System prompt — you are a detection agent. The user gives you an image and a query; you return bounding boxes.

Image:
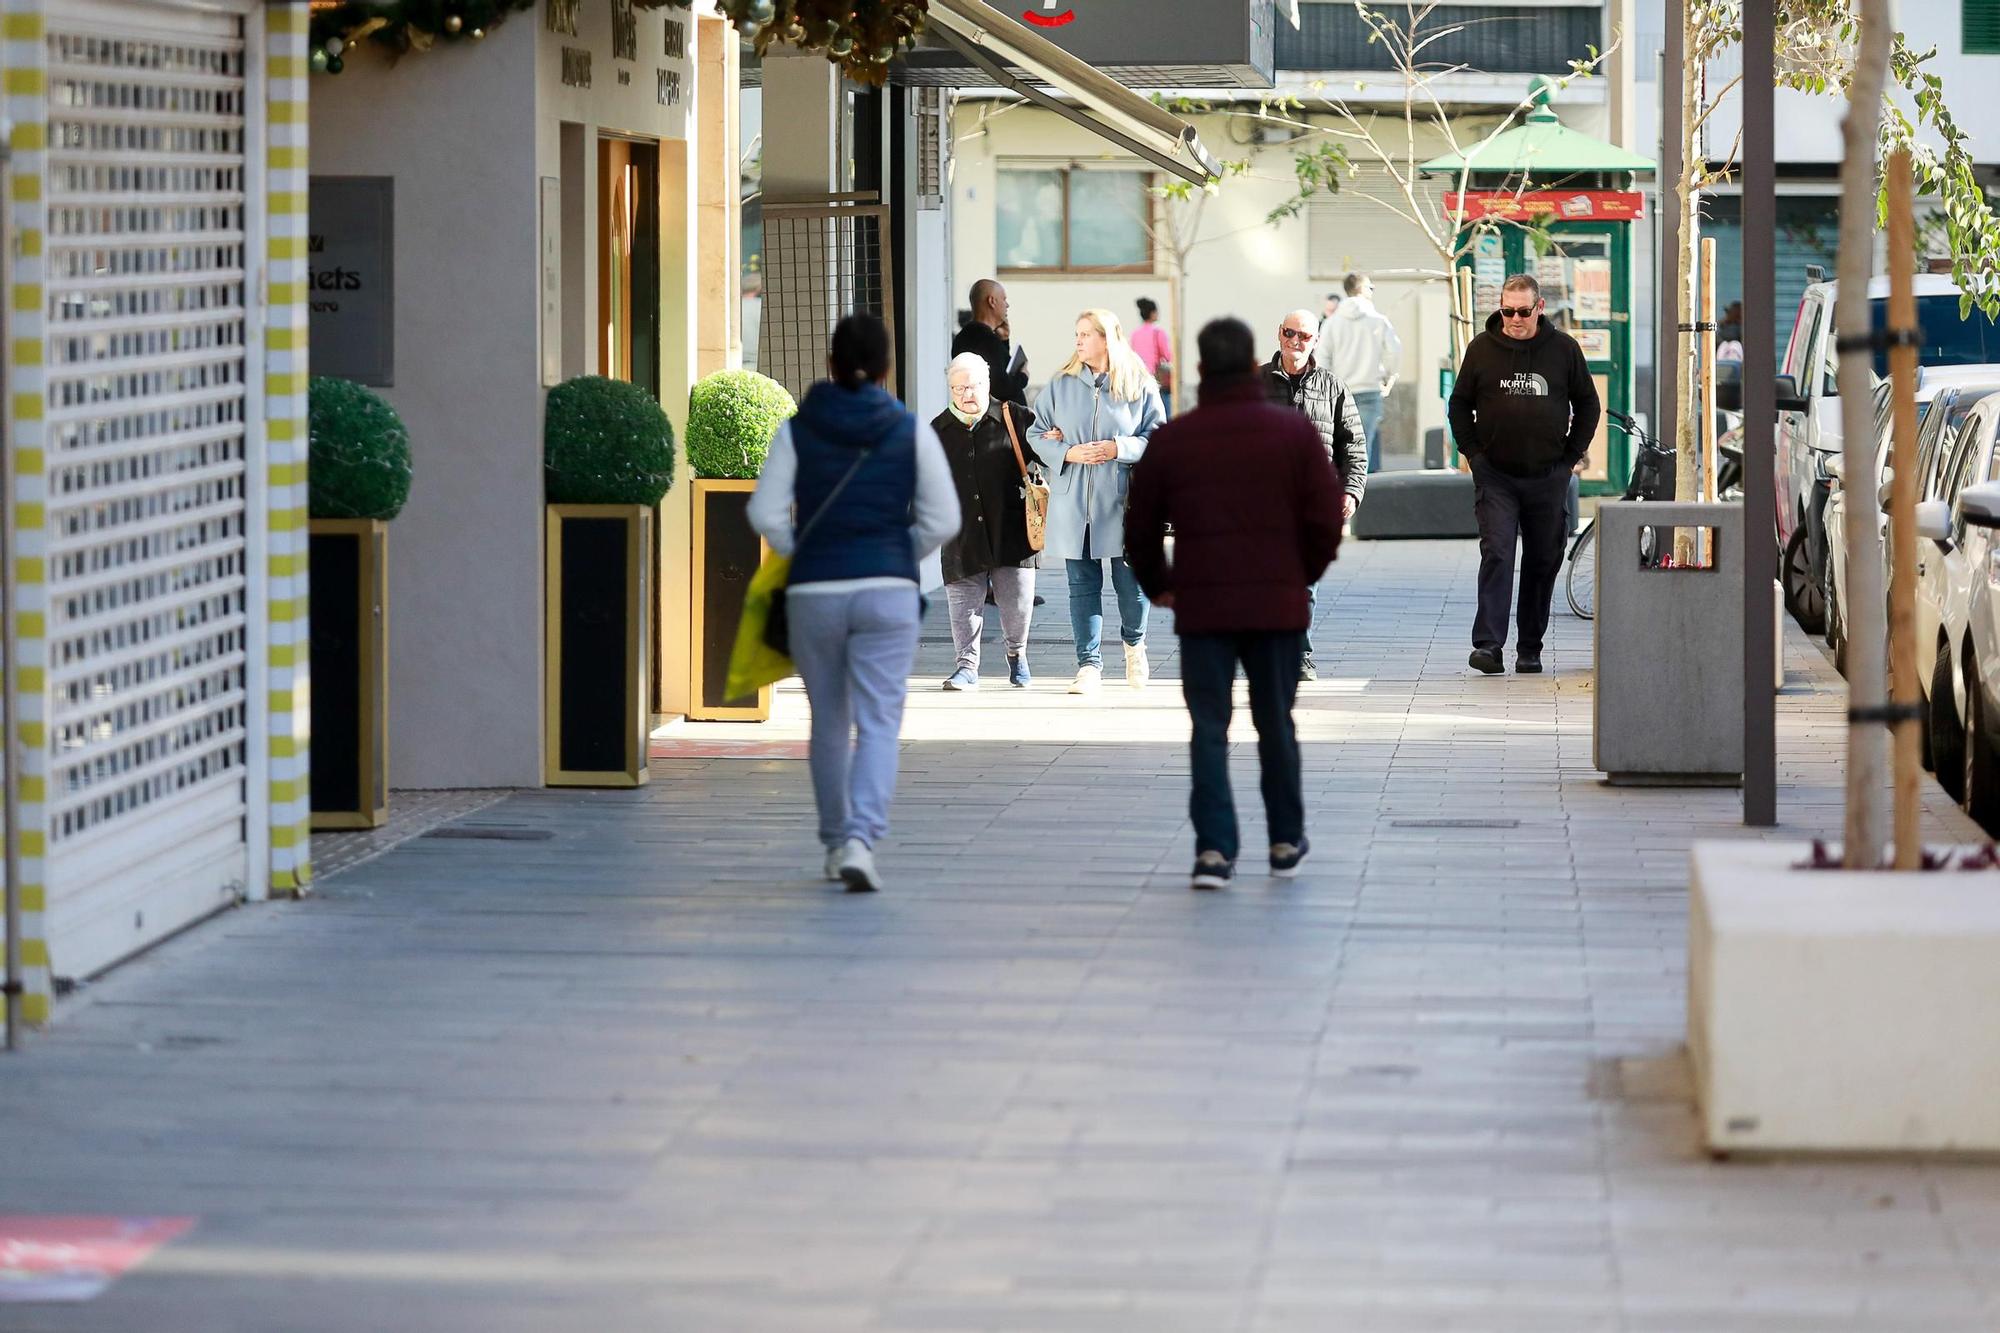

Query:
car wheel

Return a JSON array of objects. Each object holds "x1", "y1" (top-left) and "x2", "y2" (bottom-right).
[
  {"x1": 1932, "y1": 640, "x2": 1966, "y2": 801},
  {"x1": 1966, "y1": 651, "x2": 2000, "y2": 829},
  {"x1": 1823, "y1": 561, "x2": 1846, "y2": 676},
  {"x1": 1783, "y1": 526, "x2": 1826, "y2": 635}
]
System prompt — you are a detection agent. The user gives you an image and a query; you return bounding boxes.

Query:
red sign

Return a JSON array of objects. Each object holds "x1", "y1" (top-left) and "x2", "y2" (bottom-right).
[
  {"x1": 1023, "y1": 3, "x2": 1077, "y2": 24},
  {"x1": 0, "y1": 1216, "x2": 194, "y2": 1303},
  {"x1": 1445, "y1": 190, "x2": 1647, "y2": 222}
]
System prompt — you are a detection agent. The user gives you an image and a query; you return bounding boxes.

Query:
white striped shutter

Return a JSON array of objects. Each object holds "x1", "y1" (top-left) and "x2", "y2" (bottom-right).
[{"x1": 41, "y1": 0, "x2": 265, "y2": 981}]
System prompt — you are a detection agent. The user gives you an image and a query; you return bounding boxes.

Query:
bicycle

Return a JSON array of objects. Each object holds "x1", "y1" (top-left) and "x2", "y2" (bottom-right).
[{"x1": 1564, "y1": 411, "x2": 1680, "y2": 621}]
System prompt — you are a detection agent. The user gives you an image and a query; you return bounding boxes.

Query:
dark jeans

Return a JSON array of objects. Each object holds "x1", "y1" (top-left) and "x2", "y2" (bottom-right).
[
  {"x1": 1471, "y1": 457, "x2": 1569, "y2": 656},
  {"x1": 1179, "y1": 631, "x2": 1305, "y2": 861}
]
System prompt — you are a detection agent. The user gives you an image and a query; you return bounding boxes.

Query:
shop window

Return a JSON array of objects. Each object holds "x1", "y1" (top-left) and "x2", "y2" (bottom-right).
[{"x1": 997, "y1": 166, "x2": 1151, "y2": 273}]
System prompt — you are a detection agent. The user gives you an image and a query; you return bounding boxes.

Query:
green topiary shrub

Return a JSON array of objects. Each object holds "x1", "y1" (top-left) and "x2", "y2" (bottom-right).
[
  {"x1": 544, "y1": 376, "x2": 677, "y2": 505},
  {"x1": 308, "y1": 376, "x2": 413, "y2": 521},
  {"x1": 685, "y1": 369, "x2": 796, "y2": 480}
]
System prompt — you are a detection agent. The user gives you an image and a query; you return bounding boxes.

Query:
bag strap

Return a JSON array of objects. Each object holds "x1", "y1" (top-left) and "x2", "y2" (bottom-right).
[
  {"x1": 792, "y1": 444, "x2": 870, "y2": 557},
  {"x1": 999, "y1": 403, "x2": 1033, "y2": 480}
]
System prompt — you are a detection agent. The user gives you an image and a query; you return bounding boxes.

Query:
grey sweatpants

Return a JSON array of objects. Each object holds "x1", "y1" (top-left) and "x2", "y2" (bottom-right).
[
  {"x1": 943, "y1": 566, "x2": 1035, "y2": 671},
  {"x1": 785, "y1": 584, "x2": 922, "y2": 849}
]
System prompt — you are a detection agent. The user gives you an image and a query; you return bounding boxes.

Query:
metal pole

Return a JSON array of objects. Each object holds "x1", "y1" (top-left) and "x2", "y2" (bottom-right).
[
  {"x1": 1658, "y1": 2, "x2": 1682, "y2": 448},
  {"x1": 1, "y1": 129, "x2": 20, "y2": 1048},
  {"x1": 1742, "y1": 1, "x2": 1777, "y2": 826}
]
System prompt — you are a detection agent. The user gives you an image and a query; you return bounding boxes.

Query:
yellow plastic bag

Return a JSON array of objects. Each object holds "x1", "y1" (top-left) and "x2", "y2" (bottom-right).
[{"x1": 726, "y1": 552, "x2": 795, "y2": 699}]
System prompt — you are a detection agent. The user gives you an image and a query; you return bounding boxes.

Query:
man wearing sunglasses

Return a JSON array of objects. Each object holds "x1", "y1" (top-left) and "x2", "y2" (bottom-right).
[
  {"x1": 1262, "y1": 308, "x2": 1367, "y2": 681},
  {"x1": 1447, "y1": 273, "x2": 1601, "y2": 676}
]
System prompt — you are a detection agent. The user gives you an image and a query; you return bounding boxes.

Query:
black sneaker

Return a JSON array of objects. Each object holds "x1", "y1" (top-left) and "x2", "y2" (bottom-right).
[
  {"x1": 1269, "y1": 837, "x2": 1311, "y2": 878},
  {"x1": 1299, "y1": 654, "x2": 1318, "y2": 682},
  {"x1": 1516, "y1": 652, "x2": 1544, "y2": 674},
  {"x1": 1469, "y1": 647, "x2": 1504, "y2": 675},
  {"x1": 1191, "y1": 851, "x2": 1235, "y2": 890}
]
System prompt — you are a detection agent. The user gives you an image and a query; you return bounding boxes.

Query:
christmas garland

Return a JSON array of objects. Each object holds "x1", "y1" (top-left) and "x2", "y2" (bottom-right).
[
  {"x1": 663, "y1": 0, "x2": 929, "y2": 86},
  {"x1": 310, "y1": 0, "x2": 928, "y2": 83},
  {"x1": 309, "y1": 0, "x2": 534, "y2": 71}
]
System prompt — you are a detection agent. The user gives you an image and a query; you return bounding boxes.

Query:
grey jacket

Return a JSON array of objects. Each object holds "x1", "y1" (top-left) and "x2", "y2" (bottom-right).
[
  {"x1": 1027, "y1": 368, "x2": 1165, "y2": 561},
  {"x1": 1261, "y1": 355, "x2": 1367, "y2": 505}
]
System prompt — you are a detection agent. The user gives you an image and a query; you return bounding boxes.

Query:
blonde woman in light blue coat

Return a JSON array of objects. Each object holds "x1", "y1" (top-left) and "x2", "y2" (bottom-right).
[{"x1": 1029, "y1": 308, "x2": 1166, "y2": 694}]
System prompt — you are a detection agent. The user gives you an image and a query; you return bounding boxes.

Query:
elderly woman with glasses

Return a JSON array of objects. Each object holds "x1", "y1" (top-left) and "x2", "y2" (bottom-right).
[{"x1": 931, "y1": 351, "x2": 1042, "y2": 691}]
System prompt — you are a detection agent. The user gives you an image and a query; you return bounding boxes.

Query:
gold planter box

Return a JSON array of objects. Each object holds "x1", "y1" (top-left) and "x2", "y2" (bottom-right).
[
  {"x1": 690, "y1": 478, "x2": 772, "y2": 722},
  {"x1": 546, "y1": 504, "x2": 653, "y2": 787},
  {"x1": 309, "y1": 518, "x2": 389, "y2": 830}
]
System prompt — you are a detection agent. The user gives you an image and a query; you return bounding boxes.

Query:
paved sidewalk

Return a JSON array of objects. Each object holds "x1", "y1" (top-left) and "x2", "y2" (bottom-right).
[{"x1": 6, "y1": 540, "x2": 2000, "y2": 1332}]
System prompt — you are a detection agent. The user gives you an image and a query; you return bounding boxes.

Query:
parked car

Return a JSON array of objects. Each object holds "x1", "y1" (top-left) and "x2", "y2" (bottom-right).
[
  {"x1": 1910, "y1": 389, "x2": 2000, "y2": 806},
  {"x1": 1822, "y1": 366, "x2": 2000, "y2": 675},
  {"x1": 1953, "y1": 475, "x2": 2000, "y2": 825},
  {"x1": 1769, "y1": 273, "x2": 1999, "y2": 633}
]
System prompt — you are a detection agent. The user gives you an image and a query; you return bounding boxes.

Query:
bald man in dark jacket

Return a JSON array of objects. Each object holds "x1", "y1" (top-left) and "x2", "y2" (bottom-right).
[{"x1": 1127, "y1": 317, "x2": 1344, "y2": 892}]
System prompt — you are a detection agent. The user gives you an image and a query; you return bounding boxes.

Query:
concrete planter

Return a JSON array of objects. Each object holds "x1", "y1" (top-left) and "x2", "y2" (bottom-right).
[
  {"x1": 1594, "y1": 501, "x2": 1744, "y2": 784},
  {"x1": 1689, "y1": 840, "x2": 2000, "y2": 1153}
]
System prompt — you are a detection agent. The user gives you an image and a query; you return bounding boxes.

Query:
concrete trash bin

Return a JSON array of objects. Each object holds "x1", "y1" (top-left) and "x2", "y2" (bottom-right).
[{"x1": 1594, "y1": 501, "x2": 1744, "y2": 785}]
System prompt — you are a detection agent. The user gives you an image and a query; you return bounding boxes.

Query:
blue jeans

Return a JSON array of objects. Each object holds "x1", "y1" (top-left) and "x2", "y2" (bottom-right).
[
  {"x1": 1180, "y1": 630, "x2": 1305, "y2": 861},
  {"x1": 1065, "y1": 557, "x2": 1148, "y2": 667},
  {"x1": 1352, "y1": 389, "x2": 1385, "y2": 473},
  {"x1": 785, "y1": 585, "x2": 922, "y2": 849}
]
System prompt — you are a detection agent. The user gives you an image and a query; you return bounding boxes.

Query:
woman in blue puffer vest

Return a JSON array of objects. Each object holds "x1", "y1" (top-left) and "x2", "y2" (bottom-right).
[
  {"x1": 747, "y1": 314, "x2": 960, "y2": 893},
  {"x1": 1028, "y1": 307, "x2": 1166, "y2": 694}
]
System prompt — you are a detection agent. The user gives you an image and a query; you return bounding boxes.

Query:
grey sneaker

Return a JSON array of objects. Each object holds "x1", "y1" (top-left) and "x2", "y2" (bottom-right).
[
  {"x1": 1191, "y1": 851, "x2": 1235, "y2": 890},
  {"x1": 837, "y1": 838, "x2": 882, "y2": 893},
  {"x1": 823, "y1": 847, "x2": 843, "y2": 882},
  {"x1": 1269, "y1": 837, "x2": 1311, "y2": 878}
]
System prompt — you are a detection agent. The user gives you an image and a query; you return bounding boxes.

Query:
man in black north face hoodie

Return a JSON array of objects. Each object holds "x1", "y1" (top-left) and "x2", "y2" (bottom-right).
[{"x1": 1448, "y1": 273, "x2": 1601, "y2": 676}]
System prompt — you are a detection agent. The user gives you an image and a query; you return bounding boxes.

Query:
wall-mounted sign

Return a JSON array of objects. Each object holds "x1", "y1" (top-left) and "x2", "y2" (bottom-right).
[
  {"x1": 307, "y1": 176, "x2": 395, "y2": 386},
  {"x1": 546, "y1": 0, "x2": 578, "y2": 35},
  {"x1": 663, "y1": 16, "x2": 686, "y2": 57},
  {"x1": 657, "y1": 68, "x2": 680, "y2": 106},
  {"x1": 1574, "y1": 327, "x2": 1612, "y2": 361},
  {"x1": 561, "y1": 46, "x2": 591, "y2": 87},
  {"x1": 1445, "y1": 191, "x2": 1647, "y2": 223},
  {"x1": 540, "y1": 176, "x2": 562, "y2": 387}
]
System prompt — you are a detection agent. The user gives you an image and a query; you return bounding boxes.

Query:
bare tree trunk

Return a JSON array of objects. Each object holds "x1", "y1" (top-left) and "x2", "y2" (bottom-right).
[
  {"x1": 1673, "y1": 9, "x2": 1702, "y2": 563},
  {"x1": 1838, "y1": 0, "x2": 1894, "y2": 868}
]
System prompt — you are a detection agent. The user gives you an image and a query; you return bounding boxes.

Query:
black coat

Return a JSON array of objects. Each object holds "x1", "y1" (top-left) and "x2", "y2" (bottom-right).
[
  {"x1": 932, "y1": 402, "x2": 1039, "y2": 584},
  {"x1": 1261, "y1": 354, "x2": 1367, "y2": 505},
  {"x1": 951, "y1": 321, "x2": 1029, "y2": 407}
]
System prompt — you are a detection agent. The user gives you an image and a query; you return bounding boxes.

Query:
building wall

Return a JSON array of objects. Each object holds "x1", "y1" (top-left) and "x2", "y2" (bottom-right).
[
  {"x1": 312, "y1": 23, "x2": 545, "y2": 789},
  {"x1": 950, "y1": 104, "x2": 1482, "y2": 458},
  {"x1": 311, "y1": 0, "x2": 701, "y2": 786}
]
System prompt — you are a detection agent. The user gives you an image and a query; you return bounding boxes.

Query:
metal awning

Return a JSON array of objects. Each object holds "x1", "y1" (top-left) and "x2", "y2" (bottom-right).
[{"x1": 920, "y1": 0, "x2": 1223, "y2": 185}]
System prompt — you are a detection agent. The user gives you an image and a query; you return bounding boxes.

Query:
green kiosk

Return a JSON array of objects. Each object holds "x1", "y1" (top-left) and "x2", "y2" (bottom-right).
[{"x1": 1422, "y1": 87, "x2": 1654, "y2": 493}]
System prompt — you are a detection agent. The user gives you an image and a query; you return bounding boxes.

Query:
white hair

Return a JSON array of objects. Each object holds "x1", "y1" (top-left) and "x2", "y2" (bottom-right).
[
  {"x1": 947, "y1": 351, "x2": 991, "y2": 387},
  {"x1": 1283, "y1": 309, "x2": 1322, "y2": 332}
]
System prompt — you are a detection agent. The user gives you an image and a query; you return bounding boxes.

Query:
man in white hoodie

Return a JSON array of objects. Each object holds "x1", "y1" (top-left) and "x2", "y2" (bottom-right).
[{"x1": 1321, "y1": 272, "x2": 1403, "y2": 473}]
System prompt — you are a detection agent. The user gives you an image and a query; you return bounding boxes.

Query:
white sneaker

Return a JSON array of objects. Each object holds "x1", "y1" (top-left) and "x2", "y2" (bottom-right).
[
  {"x1": 823, "y1": 847, "x2": 844, "y2": 882},
  {"x1": 837, "y1": 837, "x2": 882, "y2": 893},
  {"x1": 1124, "y1": 641, "x2": 1151, "y2": 688},
  {"x1": 1069, "y1": 664, "x2": 1102, "y2": 695}
]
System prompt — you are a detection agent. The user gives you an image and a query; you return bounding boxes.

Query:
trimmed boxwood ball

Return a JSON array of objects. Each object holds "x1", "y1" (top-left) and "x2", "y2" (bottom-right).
[
  {"x1": 544, "y1": 376, "x2": 677, "y2": 505},
  {"x1": 308, "y1": 376, "x2": 413, "y2": 521},
  {"x1": 685, "y1": 369, "x2": 796, "y2": 480}
]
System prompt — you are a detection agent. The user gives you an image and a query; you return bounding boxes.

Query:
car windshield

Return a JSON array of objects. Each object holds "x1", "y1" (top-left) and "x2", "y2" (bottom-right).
[{"x1": 1869, "y1": 296, "x2": 2000, "y2": 376}]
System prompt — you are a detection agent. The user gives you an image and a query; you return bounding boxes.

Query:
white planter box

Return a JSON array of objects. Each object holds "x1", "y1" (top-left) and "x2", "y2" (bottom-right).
[{"x1": 1689, "y1": 841, "x2": 2000, "y2": 1152}]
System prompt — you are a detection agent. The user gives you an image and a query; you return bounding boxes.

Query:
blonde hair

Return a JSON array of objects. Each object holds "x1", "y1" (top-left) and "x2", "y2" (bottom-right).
[{"x1": 1056, "y1": 307, "x2": 1152, "y2": 403}]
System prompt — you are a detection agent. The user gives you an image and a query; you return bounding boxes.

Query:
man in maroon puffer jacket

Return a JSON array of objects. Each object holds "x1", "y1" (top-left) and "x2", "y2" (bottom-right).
[{"x1": 1126, "y1": 317, "x2": 1345, "y2": 890}]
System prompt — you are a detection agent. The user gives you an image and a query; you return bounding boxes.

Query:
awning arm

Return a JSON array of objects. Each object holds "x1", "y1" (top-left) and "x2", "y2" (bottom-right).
[{"x1": 925, "y1": 0, "x2": 1222, "y2": 185}]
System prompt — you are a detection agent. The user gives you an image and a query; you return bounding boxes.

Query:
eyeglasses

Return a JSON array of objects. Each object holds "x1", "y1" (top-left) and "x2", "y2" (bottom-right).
[
  {"x1": 1499, "y1": 305, "x2": 1538, "y2": 319},
  {"x1": 1279, "y1": 328, "x2": 1314, "y2": 341}
]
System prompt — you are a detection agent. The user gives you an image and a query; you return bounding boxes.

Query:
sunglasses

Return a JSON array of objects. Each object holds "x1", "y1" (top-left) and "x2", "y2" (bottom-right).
[
  {"x1": 1499, "y1": 305, "x2": 1538, "y2": 319},
  {"x1": 1279, "y1": 327, "x2": 1314, "y2": 341}
]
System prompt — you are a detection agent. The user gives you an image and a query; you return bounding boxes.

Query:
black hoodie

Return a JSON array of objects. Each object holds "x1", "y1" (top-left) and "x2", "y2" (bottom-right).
[{"x1": 1448, "y1": 311, "x2": 1601, "y2": 478}]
